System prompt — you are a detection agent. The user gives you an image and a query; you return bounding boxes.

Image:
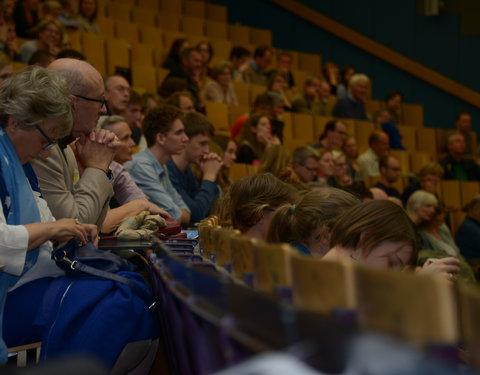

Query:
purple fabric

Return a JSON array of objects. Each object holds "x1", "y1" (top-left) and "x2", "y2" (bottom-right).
[{"x1": 110, "y1": 161, "x2": 146, "y2": 205}]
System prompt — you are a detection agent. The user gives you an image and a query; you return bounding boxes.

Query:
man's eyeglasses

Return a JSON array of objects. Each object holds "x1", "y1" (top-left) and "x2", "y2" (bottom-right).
[
  {"x1": 74, "y1": 94, "x2": 110, "y2": 115},
  {"x1": 35, "y1": 125, "x2": 56, "y2": 150}
]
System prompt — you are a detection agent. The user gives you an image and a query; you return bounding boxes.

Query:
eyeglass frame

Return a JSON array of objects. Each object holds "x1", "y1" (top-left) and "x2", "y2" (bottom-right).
[
  {"x1": 74, "y1": 94, "x2": 110, "y2": 115},
  {"x1": 34, "y1": 124, "x2": 56, "y2": 150}
]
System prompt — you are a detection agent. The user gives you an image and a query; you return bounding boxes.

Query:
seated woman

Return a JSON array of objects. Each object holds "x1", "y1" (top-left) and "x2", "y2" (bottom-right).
[
  {"x1": 0, "y1": 67, "x2": 158, "y2": 370},
  {"x1": 324, "y1": 200, "x2": 418, "y2": 270},
  {"x1": 267, "y1": 71, "x2": 291, "y2": 109},
  {"x1": 202, "y1": 61, "x2": 238, "y2": 105},
  {"x1": 76, "y1": 0, "x2": 99, "y2": 34},
  {"x1": 406, "y1": 190, "x2": 474, "y2": 282},
  {"x1": 236, "y1": 113, "x2": 280, "y2": 165},
  {"x1": 402, "y1": 162, "x2": 443, "y2": 206},
  {"x1": 267, "y1": 188, "x2": 359, "y2": 257},
  {"x1": 19, "y1": 19, "x2": 64, "y2": 64},
  {"x1": 162, "y1": 37, "x2": 189, "y2": 71},
  {"x1": 224, "y1": 173, "x2": 297, "y2": 240},
  {"x1": 317, "y1": 149, "x2": 335, "y2": 187},
  {"x1": 196, "y1": 40, "x2": 213, "y2": 83},
  {"x1": 332, "y1": 152, "x2": 352, "y2": 187},
  {"x1": 211, "y1": 134, "x2": 237, "y2": 191}
]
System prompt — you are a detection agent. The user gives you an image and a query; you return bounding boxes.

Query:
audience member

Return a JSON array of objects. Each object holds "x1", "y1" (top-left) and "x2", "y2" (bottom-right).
[
  {"x1": 336, "y1": 65, "x2": 355, "y2": 100},
  {"x1": 267, "y1": 188, "x2": 359, "y2": 257},
  {"x1": 123, "y1": 89, "x2": 145, "y2": 149},
  {"x1": 322, "y1": 61, "x2": 340, "y2": 94},
  {"x1": 242, "y1": 45, "x2": 273, "y2": 85},
  {"x1": 453, "y1": 110, "x2": 473, "y2": 154},
  {"x1": 333, "y1": 152, "x2": 352, "y2": 187},
  {"x1": 231, "y1": 92, "x2": 284, "y2": 141},
  {"x1": 104, "y1": 74, "x2": 130, "y2": 115},
  {"x1": 211, "y1": 134, "x2": 237, "y2": 190},
  {"x1": 0, "y1": 18, "x2": 20, "y2": 61},
  {"x1": 228, "y1": 173, "x2": 297, "y2": 240},
  {"x1": 343, "y1": 136, "x2": 360, "y2": 180},
  {"x1": 229, "y1": 45, "x2": 250, "y2": 82},
  {"x1": 440, "y1": 132, "x2": 480, "y2": 181},
  {"x1": 317, "y1": 149, "x2": 335, "y2": 187},
  {"x1": 384, "y1": 90, "x2": 403, "y2": 124},
  {"x1": 158, "y1": 76, "x2": 188, "y2": 98},
  {"x1": 196, "y1": 40, "x2": 213, "y2": 82},
  {"x1": 292, "y1": 146, "x2": 320, "y2": 184},
  {"x1": 291, "y1": 75, "x2": 330, "y2": 116},
  {"x1": 375, "y1": 108, "x2": 404, "y2": 150},
  {"x1": 236, "y1": 113, "x2": 279, "y2": 165},
  {"x1": 332, "y1": 73, "x2": 369, "y2": 120},
  {"x1": 162, "y1": 47, "x2": 204, "y2": 112},
  {"x1": 203, "y1": 60, "x2": 238, "y2": 105},
  {"x1": 373, "y1": 155, "x2": 402, "y2": 199},
  {"x1": 57, "y1": 0, "x2": 77, "y2": 29},
  {"x1": 325, "y1": 200, "x2": 418, "y2": 271},
  {"x1": 342, "y1": 181, "x2": 373, "y2": 201},
  {"x1": 311, "y1": 119, "x2": 347, "y2": 151},
  {"x1": 456, "y1": 195, "x2": 480, "y2": 260},
  {"x1": 20, "y1": 19, "x2": 64, "y2": 63},
  {"x1": 369, "y1": 187, "x2": 388, "y2": 200},
  {"x1": 32, "y1": 58, "x2": 116, "y2": 226},
  {"x1": 356, "y1": 130, "x2": 390, "y2": 179},
  {"x1": 0, "y1": 51, "x2": 12, "y2": 83},
  {"x1": 41, "y1": 0, "x2": 62, "y2": 20},
  {"x1": 76, "y1": 0, "x2": 99, "y2": 33},
  {"x1": 125, "y1": 105, "x2": 191, "y2": 224},
  {"x1": 167, "y1": 90, "x2": 195, "y2": 114},
  {"x1": 259, "y1": 145, "x2": 301, "y2": 188},
  {"x1": 268, "y1": 51, "x2": 295, "y2": 88},
  {"x1": 162, "y1": 37, "x2": 189, "y2": 71},
  {"x1": 167, "y1": 112, "x2": 222, "y2": 224},
  {"x1": 92, "y1": 115, "x2": 169, "y2": 233},
  {"x1": 13, "y1": 0, "x2": 40, "y2": 37},
  {"x1": 267, "y1": 71, "x2": 291, "y2": 109},
  {"x1": 406, "y1": 191, "x2": 465, "y2": 282},
  {"x1": 402, "y1": 162, "x2": 443, "y2": 205},
  {"x1": 142, "y1": 92, "x2": 162, "y2": 114}
]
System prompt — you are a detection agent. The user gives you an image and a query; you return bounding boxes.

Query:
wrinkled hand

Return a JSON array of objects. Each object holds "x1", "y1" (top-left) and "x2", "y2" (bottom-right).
[
  {"x1": 200, "y1": 152, "x2": 223, "y2": 181},
  {"x1": 145, "y1": 202, "x2": 171, "y2": 219},
  {"x1": 417, "y1": 257, "x2": 461, "y2": 283},
  {"x1": 51, "y1": 218, "x2": 98, "y2": 245},
  {"x1": 76, "y1": 129, "x2": 120, "y2": 171}
]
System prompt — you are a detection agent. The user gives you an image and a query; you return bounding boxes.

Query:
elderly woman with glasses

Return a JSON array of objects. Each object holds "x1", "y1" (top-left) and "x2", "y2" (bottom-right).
[{"x1": 0, "y1": 67, "x2": 158, "y2": 371}]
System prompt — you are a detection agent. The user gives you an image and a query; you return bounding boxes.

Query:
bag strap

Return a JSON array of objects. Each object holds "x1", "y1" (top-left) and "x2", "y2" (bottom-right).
[{"x1": 62, "y1": 258, "x2": 156, "y2": 311}]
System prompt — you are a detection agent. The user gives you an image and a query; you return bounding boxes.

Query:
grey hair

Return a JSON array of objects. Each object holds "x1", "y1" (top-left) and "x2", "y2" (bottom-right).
[
  {"x1": 56, "y1": 68, "x2": 89, "y2": 96},
  {"x1": 348, "y1": 73, "x2": 369, "y2": 89},
  {"x1": 292, "y1": 145, "x2": 320, "y2": 164},
  {"x1": 99, "y1": 115, "x2": 127, "y2": 130},
  {"x1": 406, "y1": 190, "x2": 438, "y2": 215},
  {"x1": 0, "y1": 66, "x2": 73, "y2": 136}
]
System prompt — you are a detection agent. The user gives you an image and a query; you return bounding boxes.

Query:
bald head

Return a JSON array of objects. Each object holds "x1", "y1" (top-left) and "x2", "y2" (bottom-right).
[
  {"x1": 49, "y1": 58, "x2": 107, "y2": 138},
  {"x1": 370, "y1": 187, "x2": 388, "y2": 200}
]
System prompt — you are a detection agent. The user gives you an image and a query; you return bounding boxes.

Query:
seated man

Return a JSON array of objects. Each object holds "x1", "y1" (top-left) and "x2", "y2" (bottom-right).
[
  {"x1": 122, "y1": 90, "x2": 145, "y2": 148},
  {"x1": 453, "y1": 111, "x2": 473, "y2": 154},
  {"x1": 167, "y1": 112, "x2": 222, "y2": 225},
  {"x1": 311, "y1": 119, "x2": 347, "y2": 151},
  {"x1": 242, "y1": 45, "x2": 273, "y2": 85},
  {"x1": 291, "y1": 75, "x2": 331, "y2": 116},
  {"x1": 440, "y1": 132, "x2": 480, "y2": 181},
  {"x1": 292, "y1": 146, "x2": 320, "y2": 183},
  {"x1": 126, "y1": 105, "x2": 191, "y2": 224},
  {"x1": 456, "y1": 195, "x2": 480, "y2": 260},
  {"x1": 162, "y1": 47, "x2": 204, "y2": 112},
  {"x1": 229, "y1": 45, "x2": 251, "y2": 82},
  {"x1": 268, "y1": 51, "x2": 295, "y2": 88},
  {"x1": 333, "y1": 73, "x2": 369, "y2": 120},
  {"x1": 32, "y1": 58, "x2": 117, "y2": 226},
  {"x1": 356, "y1": 130, "x2": 390, "y2": 180},
  {"x1": 167, "y1": 90, "x2": 196, "y2": 114},
  {"x1": 104, "y1": 74, "x2": 131, "y2": 116},
  {"x1": 373, "y1": 155, "x2": 402, "y2": 200}
]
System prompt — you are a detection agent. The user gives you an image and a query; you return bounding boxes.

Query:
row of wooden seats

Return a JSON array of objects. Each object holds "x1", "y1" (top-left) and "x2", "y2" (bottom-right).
[
  {"x1": 98, "y1": 0, "x2": 228, "y2": 22},
  {"x1": 197, "y1": 221, "x2": 480, "y2": 358}
]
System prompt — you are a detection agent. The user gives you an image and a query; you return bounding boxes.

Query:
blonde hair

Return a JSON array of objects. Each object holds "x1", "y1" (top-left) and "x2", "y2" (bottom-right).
[{"x1": 259, "y1": 144, "x2": 291, "y2": 177}]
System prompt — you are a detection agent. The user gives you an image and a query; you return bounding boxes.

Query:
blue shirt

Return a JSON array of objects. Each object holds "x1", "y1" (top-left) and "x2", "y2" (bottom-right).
[
  {"x1": 125, "y1": 149, "x2": 189, "y2": 220},
  {"x1": 167, "y1": 158, "x2": 219, "y2": 225}
]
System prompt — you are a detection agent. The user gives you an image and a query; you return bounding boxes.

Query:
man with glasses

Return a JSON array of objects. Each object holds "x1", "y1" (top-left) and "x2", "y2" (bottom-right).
[
  {"x1": 292, "y1": 146, "x2": 320, "y2": 183},
  {"x1": 32, "y1": 58, "x2": 119, "y2": 226},
  {"x1": 311, "y1": 119, "x2": 347, "y2": 151},
  {"x1": 104, "y1": 75, "x2": 131, "y2": 115},
  {"x1": 373, "y1": 155, "x2": 402, "y2": 200}
]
